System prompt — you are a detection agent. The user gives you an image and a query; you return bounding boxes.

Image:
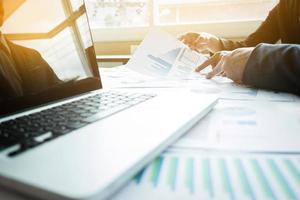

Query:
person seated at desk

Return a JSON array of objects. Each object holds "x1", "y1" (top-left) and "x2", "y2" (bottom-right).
[
  {"x1": 179, "y1": 0, "x2": 300, "y2": 95},
  {"x1": 194, "y1": 44, "x2": 300, "y2": 95},
  {"x1": 179, "y1": 0, "x2": 300, "y2": 53}
]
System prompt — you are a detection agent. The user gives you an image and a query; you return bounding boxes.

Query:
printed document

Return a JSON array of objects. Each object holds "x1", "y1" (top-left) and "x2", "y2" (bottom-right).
[{"x1": 126, "y1": 28, "x2": 207, "y2": 78}]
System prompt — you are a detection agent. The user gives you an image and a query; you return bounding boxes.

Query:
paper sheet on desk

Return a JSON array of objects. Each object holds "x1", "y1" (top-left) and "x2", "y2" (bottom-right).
[
  {"x1": 122, "y1": 28, "x2": 300, "y2": 102},
  {"x1": 100, "y1": 66, "x2": 300, "y2": 102},
  {"x1": 188, "y1": 80, "x2": 300, "y2": 102},
  {"x1": 100, "y1": 66, "x2": 194, "y2": 89},
  {"x1": 126, "y1": 28, "x2": 207, "y2": 78},
  {"x1": 174, "y1": 100, "x2": 300, "y2": 152},
  {"x1": 112, "y1": 149, "x2": 300, "y2": 200}
]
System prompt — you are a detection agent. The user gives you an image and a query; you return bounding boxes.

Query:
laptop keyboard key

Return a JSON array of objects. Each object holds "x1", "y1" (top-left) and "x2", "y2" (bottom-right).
[
  {"x1": 66, "y1": 122, "x2": 88, "y2": 129},
  {"x1": 52, "y1": 127, "x2": 72, "y2": 136},
  {"x1": 3, "y1": 92, "x2": 156, "y2": 157}
]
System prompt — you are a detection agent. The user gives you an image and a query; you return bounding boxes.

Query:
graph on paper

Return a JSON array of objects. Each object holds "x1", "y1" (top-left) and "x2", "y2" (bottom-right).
[
  {"x1": 147, "y1": 48, "x2": 181, "y2": 75},
  {"x1": 146, "y1": 47, "x2": 205, "y2": 77},
  {"x1": 126, "y1": 28, "x2": 208, "y2": 78},
  {"x1": 113, "y1": 152, "x2": 300, "y2": 200}
]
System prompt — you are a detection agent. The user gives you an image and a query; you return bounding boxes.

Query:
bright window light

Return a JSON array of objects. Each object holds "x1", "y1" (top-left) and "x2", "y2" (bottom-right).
[
  {"x1": 155, "y1": 0, "x2": 279, "y2": 25},
  {"x1": 87, "y1": 0, "x2": 278, "y2": 28}
]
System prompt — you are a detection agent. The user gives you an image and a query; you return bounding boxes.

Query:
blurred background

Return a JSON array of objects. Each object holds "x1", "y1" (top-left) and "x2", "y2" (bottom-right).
[
  {"x1": 86, "y1": 0, "x2": 278, "y2": 67},
  {"x1": 2, "y1": 0, "x2": 279, "y2": 67}
]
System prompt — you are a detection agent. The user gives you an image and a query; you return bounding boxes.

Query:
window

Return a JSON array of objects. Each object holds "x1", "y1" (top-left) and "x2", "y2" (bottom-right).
[
  {"x1": 156, "y1": 0, "x2": 278, "y2": 25},
  {"x1": 86, "y1": 0, "x2": 149, "y2": 28},
  {"x1": 86, "y1": 0, "x2": 278, "y2": 42},
  {"x1": 87, "y1": 0, "x2": 278, "y2": 28}
]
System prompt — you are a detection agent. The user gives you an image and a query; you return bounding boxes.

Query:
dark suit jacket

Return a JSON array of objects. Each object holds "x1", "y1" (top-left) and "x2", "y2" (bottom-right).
[
  {"x1": 220, "y1": 0, "x2": 300, "y2": 50},
  {"x1": 243, "y1": 44, "x2": 300, "y2": 95},
  {"x1": 0, "y1": 40, "x2": 61, "y2": 101}
]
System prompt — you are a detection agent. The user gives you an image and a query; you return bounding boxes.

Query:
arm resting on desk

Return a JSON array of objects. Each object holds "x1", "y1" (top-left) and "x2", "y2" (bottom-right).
[{"x1": 243, "y1": 44, "x2": 300, "y2": 95}]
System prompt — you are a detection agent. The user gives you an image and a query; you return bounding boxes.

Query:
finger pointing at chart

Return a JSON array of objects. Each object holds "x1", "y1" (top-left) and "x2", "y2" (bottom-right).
[
  {"x1": 194, "y1": 48, "x2": 254, "y2": 83},
  {"x1": 194, "y1": 51, "x2": 230, "y2": 73}
]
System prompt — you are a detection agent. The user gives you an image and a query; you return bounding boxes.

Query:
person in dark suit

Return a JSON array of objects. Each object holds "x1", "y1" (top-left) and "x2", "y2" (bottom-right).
[
  {"x1": 179, "y1": 0, "x2": 300, "y2": 95},
  {"x1": 179, "y1": 0, "x2": 300, "y2": 53},
  {"x1": 0, "y1": 0, "x2": 61, "y2": 101},
  {"x1": 194, "y1": 44, "x2": 300, "y2": 95},
  {"x1": 243, "y1": 44, "x2": 300, "y2": 94}
]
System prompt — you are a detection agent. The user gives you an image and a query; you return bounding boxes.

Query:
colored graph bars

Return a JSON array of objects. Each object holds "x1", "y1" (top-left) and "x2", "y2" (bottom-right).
[{"x1": 125, "y1": 153, "x2": 300, "y2": 200}]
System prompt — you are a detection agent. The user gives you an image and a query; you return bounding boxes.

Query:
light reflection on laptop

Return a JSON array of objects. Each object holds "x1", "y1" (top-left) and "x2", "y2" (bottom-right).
[
  {"x1": 0, "y1": 1, "x2": 217, "y2": 200},
  {"x1": 1, "y1": 0, "x2": 100, "y2": 107}
]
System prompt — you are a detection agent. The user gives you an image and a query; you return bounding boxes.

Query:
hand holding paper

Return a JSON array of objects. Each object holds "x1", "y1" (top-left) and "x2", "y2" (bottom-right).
[
  {"x1": 126, "y1": 28, "x2": 208, "y2": 78},
  {"x1": 179, "y1": 32, "x2": 223, "y2": 53}
]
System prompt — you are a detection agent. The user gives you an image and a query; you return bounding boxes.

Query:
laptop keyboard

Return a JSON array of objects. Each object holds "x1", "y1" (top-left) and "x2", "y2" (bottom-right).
[{"x1": 0, "y1": 91, "x2": 156, "y2": 157}]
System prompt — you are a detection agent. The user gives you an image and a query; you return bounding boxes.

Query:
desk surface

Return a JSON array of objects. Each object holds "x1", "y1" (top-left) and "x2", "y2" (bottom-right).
[
  {"x1": 1, "y1": 66, "x2": 300, "y2": 200},
  {"x1": 99, "y1": 66, "x2": 300, "y2": 199}
]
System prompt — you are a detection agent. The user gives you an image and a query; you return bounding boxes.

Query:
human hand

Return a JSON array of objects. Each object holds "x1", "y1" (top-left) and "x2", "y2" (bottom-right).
[
  {"x1": 195, "y1": 47, "x2": 254, "y2": 83},
  {"x1": 179, "y1": 32, "x2": 223, "y2": 53}
]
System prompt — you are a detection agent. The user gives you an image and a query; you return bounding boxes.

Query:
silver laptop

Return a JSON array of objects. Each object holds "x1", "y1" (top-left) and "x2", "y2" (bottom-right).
[{"x1": 0, "y1": 0, "x2": 217, "y2": 199}]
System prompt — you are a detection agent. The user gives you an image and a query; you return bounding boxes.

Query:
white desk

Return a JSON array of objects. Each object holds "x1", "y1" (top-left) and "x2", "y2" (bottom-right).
[
  {"x1": 1, "y1": 66, "x2": 300, "y2": 200},
  {"x1": 102, "y1": 66, "x2": 300, "y2": 200}
]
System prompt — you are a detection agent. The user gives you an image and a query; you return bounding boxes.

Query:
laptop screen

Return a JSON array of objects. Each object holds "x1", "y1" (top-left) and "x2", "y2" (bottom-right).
[{"x1": 0, "y1": 0, "x2": 101, "y2": 116}]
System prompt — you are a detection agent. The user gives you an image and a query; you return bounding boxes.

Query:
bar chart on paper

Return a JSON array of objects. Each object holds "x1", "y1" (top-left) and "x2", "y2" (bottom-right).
[{"x1": 113, "y1": 151, "x2": 300, "y2": 200}]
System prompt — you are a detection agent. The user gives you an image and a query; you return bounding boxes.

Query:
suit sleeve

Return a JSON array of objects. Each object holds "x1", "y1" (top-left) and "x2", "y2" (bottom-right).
[
  {"x1": 243, "y1": 44, "x2": 300, "y2": 95},
  {"x1": 220, "y1": 2, "x2": 280, "y2": 50}
]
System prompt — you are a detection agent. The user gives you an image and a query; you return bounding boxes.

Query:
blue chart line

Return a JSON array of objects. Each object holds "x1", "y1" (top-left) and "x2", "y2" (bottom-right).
[
  {"x1": 149, "y1": 157, "x2": 164, "y2": 187},
  {"x1": 202, "y1": 158, "x2": 214, "y2": 198},
  {"x1": 129, "y1": 156, "x2": 300, "y2": 199},
  {"x1": 251, "y1": 159, "x2": 276, "y2": 199},
  {"x1": 167, "y1": 157, "x2": 179, "y2": 191},
  {"x1": 232, "y1": 88, "x2": 258, "y2": 97},
  {"x1": 283, "y1": 159, "x2": 300, "y2": 186},
  {"x1": 267, "y1": 159, "x2": 297, "y2": 199},
  {"x1": 222, "y1": 107, "x2": 256, "y2": 117},
  {"x1": 134, "y1": 168, "x2": 145, "y2": 184},
  {"x1": 219, "y1": 159, "x2": 235, "y2": 200},
  {"x1": 185, "y1": 158, "x2": 194, "y2": 194},
  {"x1": 148, "y1": 55, "x2": 172, "y2": 68},
  {"x1": 237, "y1": 120, "x2": 257, "y2": 126},
  {"x1": 234, "y1": 159, "x2": 255, "y2": 200},
  {"x1": 147, "y1": 48, "x2": 182, "y2": 71}
]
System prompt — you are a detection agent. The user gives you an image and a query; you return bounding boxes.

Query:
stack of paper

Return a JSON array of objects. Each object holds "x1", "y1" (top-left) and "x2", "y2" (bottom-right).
[
  {"x1": 99, "y1": 28, "x2": 300, "y2": 199},
  {"x1": 174, "y1": 100, "x2": 300, "y2": 153},
  {"x1": 112, "y1": 150, "x2": 300, "y2": 200}
]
